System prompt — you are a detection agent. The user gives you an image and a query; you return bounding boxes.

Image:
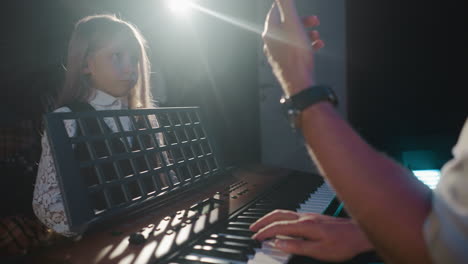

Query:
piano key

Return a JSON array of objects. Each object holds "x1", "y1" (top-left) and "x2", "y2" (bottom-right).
[
  {"x1": 227, "y1": 226, "x2": 254, "y2": 231},
  {"x1": 191, "y1": 245, "x2": 249, "y2": 262},
  {"x1": 179, "y1": 254, "x2": 235, "y2": 264},
  {"x1": 211, "y1": 233, "x2": 252, "y2": 241},
  {"x1": 248, "y1": 241, "x2": 291, "y2": 264},
  {"x1": 183, "y1": 255, "x2": 247, "y2": 264},
  {"x1": 248, "y1": 250, "x2": 290, "y2": 264},
  {"x1": 254, "y1": 202, "x2": 274, "y2": 207},
  {"x1": 236, "y1": 216, "x2": 261, "y2": 223},
  {"x1": 241, "y1": 211, "x2": 267, "y2": 217},
  {"x1": 247, "y1": 208, "x2": 272, "y2": 213},
  {"x1": 224, "y1": 227, "x2": 255, "y2": 237},
  {"x1": 202, "y1": 239, "x2": 255, "y2": 255},
  {"x1": 210, "y1": 234, "x2": 261, "y2": 249},
  {"x1": 247, "y1": 245, "x2": 298, "y2": 263},
  {"x1": 228, "y1": 221, "x2": 254, "y2": 227},
  {"x1": 168, "y1": 176, "x2": 332, "y2": 264}
]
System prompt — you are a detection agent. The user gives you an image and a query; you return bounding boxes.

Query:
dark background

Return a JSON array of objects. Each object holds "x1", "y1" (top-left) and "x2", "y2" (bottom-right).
[
  {"x1": 1, "y1": 0, "x2": 467, "y2": 168},
  {"x1": 348, "y1": 0, "x2": 467, "y2": 167}
]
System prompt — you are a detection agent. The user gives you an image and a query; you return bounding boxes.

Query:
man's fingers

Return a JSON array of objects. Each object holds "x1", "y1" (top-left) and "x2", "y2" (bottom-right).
[
  {"x1": 306, "y1": 30, "x2": 324, "y2": 51},
  {"x1": 308, "y1": 30, "x2": 320, "y2": 42},
  {"x1": 252, "y1": 218, "x2": 323, "y2": 241},
  {"x1": 250, "y1": 210, "x2": 299, "y2": 232},
  {"x1": 303, "y1": 212, "x2": 349, "y2": 222},
  {"x1": 312, "y1": 39, "x2": 325, "y2": 51},
  {"x1": 252, "y1": 220, "x2": 304, "y2": 241},
  {"x1": 274, "y1": 238, "x2": 323, "y2": 257},
  {"x1": 302, "y1": 16, "x2": 320, "y2": 28}
]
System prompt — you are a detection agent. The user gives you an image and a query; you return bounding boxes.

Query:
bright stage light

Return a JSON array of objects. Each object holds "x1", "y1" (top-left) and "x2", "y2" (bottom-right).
[
  {"x1": 168, "y1": 0, "x2": 192, "y2": 15},
  {"x1": 412, "y1": 169, "x2": 441, "y2": 189}
]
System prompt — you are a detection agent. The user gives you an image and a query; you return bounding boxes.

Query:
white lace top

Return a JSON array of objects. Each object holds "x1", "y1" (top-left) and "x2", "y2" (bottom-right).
[{"x1": 32, "y1": 90, "x2": 175, "y2": 237}]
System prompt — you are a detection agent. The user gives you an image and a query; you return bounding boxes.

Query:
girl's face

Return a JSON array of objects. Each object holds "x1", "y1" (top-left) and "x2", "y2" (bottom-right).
[{"x1": 85, "y1": 32, "x2": 140, "y2": 98}]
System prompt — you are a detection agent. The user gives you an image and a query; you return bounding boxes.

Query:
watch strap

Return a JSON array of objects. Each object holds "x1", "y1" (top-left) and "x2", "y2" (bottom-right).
[{"x1": 290, "y1": 85, "x2": 338, "y2": 111}]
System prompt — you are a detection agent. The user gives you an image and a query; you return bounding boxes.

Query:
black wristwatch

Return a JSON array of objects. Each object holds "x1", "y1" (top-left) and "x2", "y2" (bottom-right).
[{"x1": 280, "y1": 85, "x2": 338, "y2": 129}]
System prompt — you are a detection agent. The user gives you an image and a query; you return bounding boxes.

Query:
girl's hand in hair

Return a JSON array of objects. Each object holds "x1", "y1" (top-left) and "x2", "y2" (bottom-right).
[
  {"x1": 262, "y1": 0, "x2": 324, "y2": 96},
  {"x1": 250, "y1": 210, "x2": 374, "y2": 262}
]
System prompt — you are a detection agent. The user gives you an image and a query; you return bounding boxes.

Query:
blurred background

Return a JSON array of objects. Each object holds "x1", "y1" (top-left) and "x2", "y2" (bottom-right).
[{"x1": 0, "y1": 0, "x2": 466, "y2": 175}]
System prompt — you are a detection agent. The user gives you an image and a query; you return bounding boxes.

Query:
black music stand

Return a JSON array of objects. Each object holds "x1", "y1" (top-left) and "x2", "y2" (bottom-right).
[{"x1": 44, "y1": 107, "x2": 223, "y2": 234}]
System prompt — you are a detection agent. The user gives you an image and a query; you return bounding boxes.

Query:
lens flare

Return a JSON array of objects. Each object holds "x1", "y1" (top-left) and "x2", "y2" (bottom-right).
[{"x1": 168, "y1": 0, "x2": 192, "y2": 15}]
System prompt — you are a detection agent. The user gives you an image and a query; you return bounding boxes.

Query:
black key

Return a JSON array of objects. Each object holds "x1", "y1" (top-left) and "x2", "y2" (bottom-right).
[
  {"x1": 240, "y1": 211, "x2": 266, "y2": 217},
  {"x1": 227, "y1": 221, "x2": 252, "y2": 227},
  {"x1": 203, "y1": 239, "x2": 255, "y2": 255},
  {"x1": 210, "y1": 234, "x2": 260, "y2": 248},
  {"x1": 224, "y1": 227, "x2": 255, "y2": 237},
  {"x1": 191, "y1": 245, "x2": 248, "y2": 262},
  {"x1": 216, "y1": 232, "x2": 251, "y2": 240},
  {"x1": 251, "y1": 205, "x2": 277, "y2": 211},
  {"x1": 236, "y1": 216, "x2": 259, "y2": 223},
  {"x1": 179, "y1": 254, "x2": 231, "y2": 264},
  {"x1": 254, "y1": 203, "x2": 274, "y2": 207},
  {"x1": 247, "y1": 208, "x2": 272, "y2": 213}
]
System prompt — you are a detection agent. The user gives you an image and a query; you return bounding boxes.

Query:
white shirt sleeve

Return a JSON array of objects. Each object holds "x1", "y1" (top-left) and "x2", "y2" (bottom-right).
[
  {"x1": 423, "y1": 118, "x2": 468, "y2": 263},
  {"x1": 32, "y1": 107, "x2": 78, "y2": 237}
]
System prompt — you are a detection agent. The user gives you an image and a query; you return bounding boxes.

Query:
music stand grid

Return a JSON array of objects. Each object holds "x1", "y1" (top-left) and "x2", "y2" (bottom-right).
[{"x1": 45, "y1": 107, "x2": 222, "y2": 232}]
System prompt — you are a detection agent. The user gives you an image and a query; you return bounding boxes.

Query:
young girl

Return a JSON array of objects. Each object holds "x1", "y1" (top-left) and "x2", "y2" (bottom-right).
[{"x1": 32, "y1": 14, "x2": 166, "y2": 237}]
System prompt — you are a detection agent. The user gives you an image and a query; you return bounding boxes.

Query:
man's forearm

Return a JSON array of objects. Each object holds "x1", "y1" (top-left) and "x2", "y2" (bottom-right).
[{"x1": 301, "y1": 102, "x2": 432, "y2": 263}]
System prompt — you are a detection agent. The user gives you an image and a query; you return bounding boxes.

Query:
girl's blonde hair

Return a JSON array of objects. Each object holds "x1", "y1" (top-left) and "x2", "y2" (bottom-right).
[{"x1": 57, "y1": 14, "x2": 153, "y2": 109}]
